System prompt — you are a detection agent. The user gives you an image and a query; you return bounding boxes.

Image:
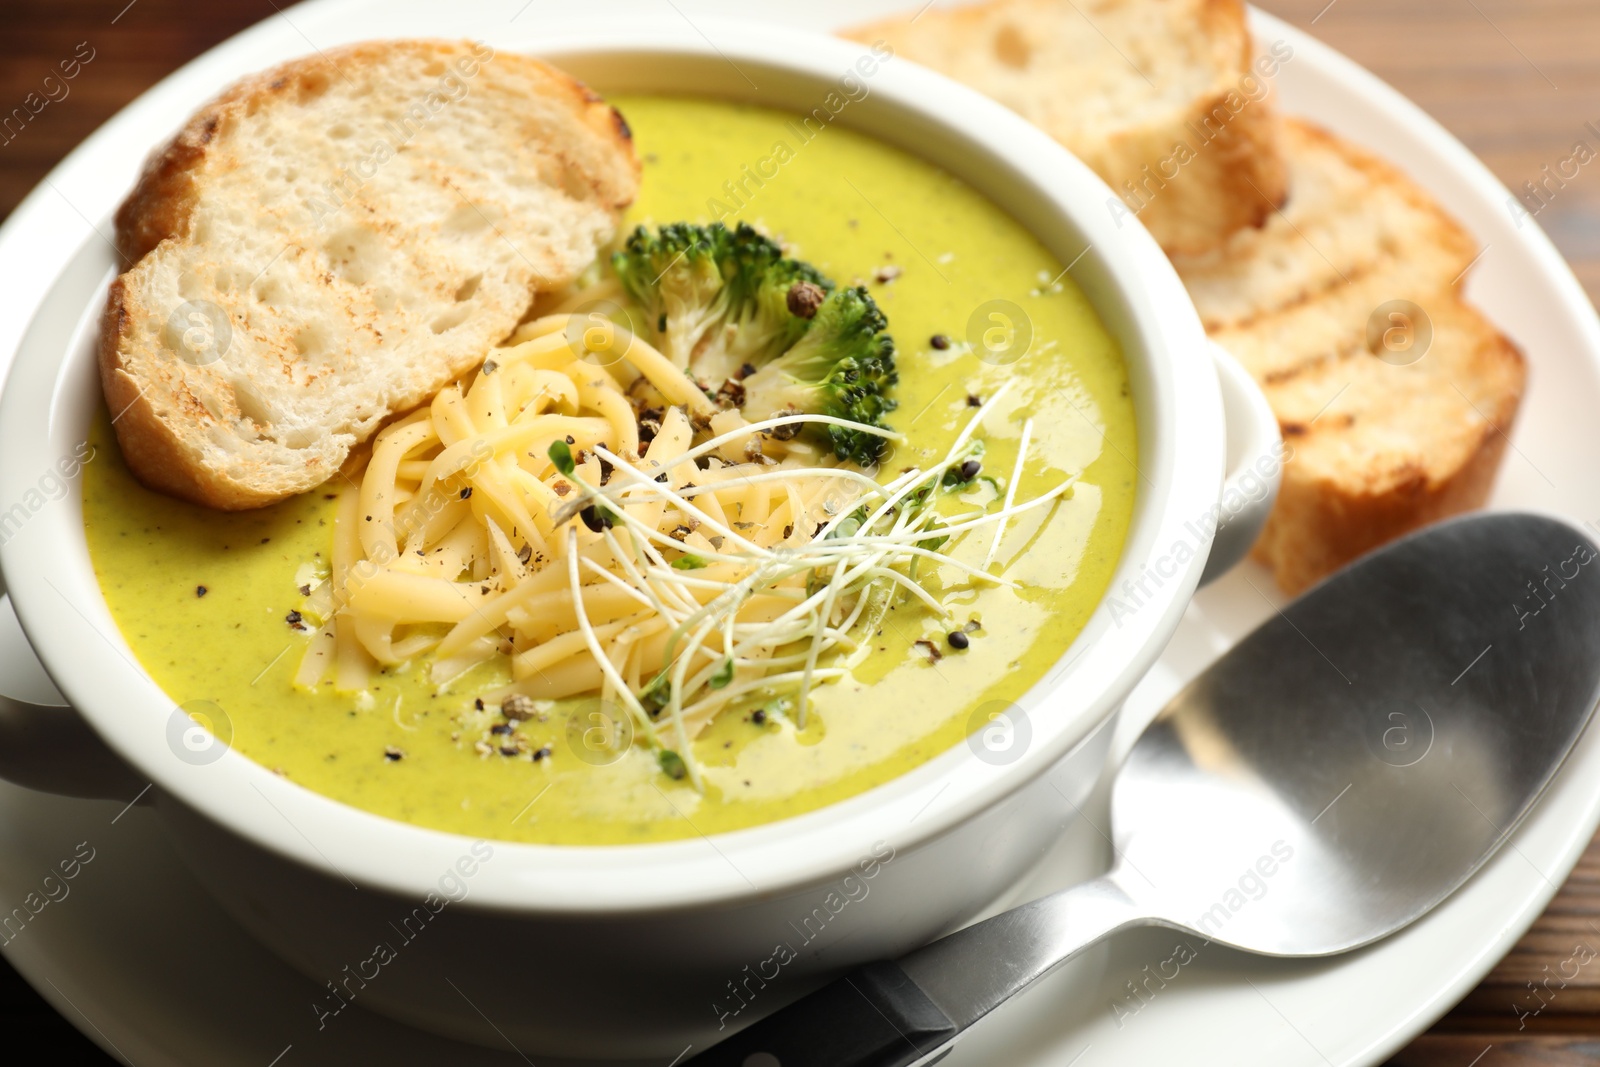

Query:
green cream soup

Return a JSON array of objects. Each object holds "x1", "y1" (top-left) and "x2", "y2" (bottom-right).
[{"x1": 83, "y1": 96, "x2": 1137, "y2": 844}]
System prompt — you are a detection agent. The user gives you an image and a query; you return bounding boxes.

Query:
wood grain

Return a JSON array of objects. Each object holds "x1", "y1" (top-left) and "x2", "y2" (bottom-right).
[
  {"x1": 1247, "y1": 7, "x2": 1600, "y2": 1062},
  {"x1": 2, "y1": 1, "x2": 1599, "y2": 1064}
]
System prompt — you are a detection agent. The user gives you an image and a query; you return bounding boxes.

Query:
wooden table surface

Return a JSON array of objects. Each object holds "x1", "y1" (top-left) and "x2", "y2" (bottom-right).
[{"x1": 3, "y1": 1, "x2": 1599, "y2": 1063}]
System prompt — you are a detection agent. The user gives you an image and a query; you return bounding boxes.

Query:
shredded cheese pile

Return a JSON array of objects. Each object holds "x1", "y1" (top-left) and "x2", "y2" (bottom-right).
[{"x1": 296, "y1": 310, "x2": 1067, "y2": 785}]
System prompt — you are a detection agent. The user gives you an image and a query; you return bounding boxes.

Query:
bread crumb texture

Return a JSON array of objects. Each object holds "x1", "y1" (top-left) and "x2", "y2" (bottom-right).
[{"x1": 100, "y1": 39, "x2": 639, "y2": 509}]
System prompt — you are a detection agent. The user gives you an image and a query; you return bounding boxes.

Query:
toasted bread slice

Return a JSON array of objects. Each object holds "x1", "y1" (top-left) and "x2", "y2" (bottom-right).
[
  {"x1": 841, "y1": 0, "x2": 1288, "y2": 255},
  {"x1": 1176, "y1": 122, "x2": 1478, "y2": 334},
  {"x1": 1171, "y1": 120, "x2": 1526, "y2": 593},
  {"x1": 1253, "y1": 297, "x2": 1525, "y2": 593},
  {"x1": 101, "y1": 39, "x2": 639, "y2": 510}
]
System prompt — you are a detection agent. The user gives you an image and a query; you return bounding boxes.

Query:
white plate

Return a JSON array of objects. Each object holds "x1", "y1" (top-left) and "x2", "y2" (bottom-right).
[{"x1": 1, "y1": 3, "x2": 1597, "y2": 1065}]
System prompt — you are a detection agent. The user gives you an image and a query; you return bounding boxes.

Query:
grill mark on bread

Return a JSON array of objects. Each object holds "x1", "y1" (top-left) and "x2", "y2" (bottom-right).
[{"x1": 1173, "y1": 119, "x2": 1526, "y2": 594}]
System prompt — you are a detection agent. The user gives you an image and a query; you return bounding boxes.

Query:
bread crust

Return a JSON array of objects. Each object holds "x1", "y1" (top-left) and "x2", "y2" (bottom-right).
[
  {"x1": 1096, "y1": 84, "x2": 1287, "y2": 256},
  {"x1": 842, "y1": 0, "x2": 1287, "y2": 255},
  {"x1": 1252, "y1": 327, "x2": 1525, "y2": 595},
  {"x1": 1175, "y1": 121, "x2": 1527, "y2": 594},
  {"x1": 100, "y1": 275, "x2": 318, "y2": 509},
  {"x1": 101, "y1": 39, "x2": 639, "y2": 510},
  {"x1": 116, "y1": 40, "x2": 637, "y2": 265},
  {"x1": 1106, "y1": 0, "x2": 1287, "y2": 255}
]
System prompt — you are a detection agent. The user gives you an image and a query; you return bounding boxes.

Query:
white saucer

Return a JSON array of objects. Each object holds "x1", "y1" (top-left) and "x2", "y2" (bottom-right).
[{"x1": 2, "y1": 3, "x2": 1598, "y2": 1064}]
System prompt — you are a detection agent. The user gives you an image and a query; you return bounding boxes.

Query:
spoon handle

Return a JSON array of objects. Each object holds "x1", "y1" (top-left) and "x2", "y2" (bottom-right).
[
  {"x1": 682, "y1": 959, "x2": 958, "y2": 1067},
  {"x1": 682, "y1": 873, "x2": 1145, "y2": 1067}
]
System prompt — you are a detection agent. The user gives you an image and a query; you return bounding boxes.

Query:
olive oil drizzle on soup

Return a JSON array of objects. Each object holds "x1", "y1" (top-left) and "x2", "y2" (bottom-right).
[{"x1": 82, "y1": 96, "x2": 1137, "y2": 844}]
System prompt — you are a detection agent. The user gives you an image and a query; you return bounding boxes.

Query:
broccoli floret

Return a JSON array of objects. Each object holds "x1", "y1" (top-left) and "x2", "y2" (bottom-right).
[
  {"x1": 611, "y1": 222, "x2": 736, "y2": 370},
  {"x1": 740, "y1": 286, "x2": 898, "y2": 466},
  {"x1": 611, "y1": 223, "x2": 898, "y2": 466},
  {"x1": 610, "y1": 222, "x2": 831, "y2": 380},
  {"x1": 708, "y1": 231, "x2": 832, "y2": 382}
]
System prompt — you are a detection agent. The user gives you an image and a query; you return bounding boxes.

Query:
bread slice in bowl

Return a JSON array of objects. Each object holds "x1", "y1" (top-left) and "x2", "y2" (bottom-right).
[
  {"x1": 841, "y1": 0, "x2": 1289, "y2": 255},
  {"x1": 100, "y1": 39, "x2": 639, "y2": 509}
]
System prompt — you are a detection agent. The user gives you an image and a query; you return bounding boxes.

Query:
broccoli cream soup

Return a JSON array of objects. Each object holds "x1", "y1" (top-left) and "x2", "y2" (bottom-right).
[{"x1": 83, "y1": 96, "x2": 1137, "y2": 844}]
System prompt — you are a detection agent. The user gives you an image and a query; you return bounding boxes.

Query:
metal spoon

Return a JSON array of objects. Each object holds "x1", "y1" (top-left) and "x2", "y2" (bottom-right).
[{"x1": 685, "y1": 511, "x2": 1600, "y2": 1067}]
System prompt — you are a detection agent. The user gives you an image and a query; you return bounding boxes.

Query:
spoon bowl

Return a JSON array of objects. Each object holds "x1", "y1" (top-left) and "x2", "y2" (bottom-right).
[
  {"x1": 688, "y1": 512, "x2": 1600, "y2": 1066},
  {"x1": 1118, "y1": 511, "x2": 1600, "y2": 957}
]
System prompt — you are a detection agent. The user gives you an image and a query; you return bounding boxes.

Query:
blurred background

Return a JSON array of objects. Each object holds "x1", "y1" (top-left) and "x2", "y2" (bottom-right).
[{"x1": 2, "y1": 1, "x2": 1598, "y2": 1064}]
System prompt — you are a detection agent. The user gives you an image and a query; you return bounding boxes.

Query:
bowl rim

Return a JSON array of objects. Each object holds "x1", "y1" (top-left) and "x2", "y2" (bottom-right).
[{"x1": 0, "y1": 17, "x2": 1222, "y2": 914}]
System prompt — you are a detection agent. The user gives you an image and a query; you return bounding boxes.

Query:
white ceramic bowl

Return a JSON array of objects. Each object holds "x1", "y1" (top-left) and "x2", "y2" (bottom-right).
[{"x1": 0, "y1": 19, "x2": 1277, "y2": 1058}]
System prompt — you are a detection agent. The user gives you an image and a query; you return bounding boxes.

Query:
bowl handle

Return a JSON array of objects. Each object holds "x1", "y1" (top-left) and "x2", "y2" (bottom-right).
[
  {"x1": 0, "y1": 578, "x2": 147, "y2": 800},
  {"x1": 1200, "y1": 342, "x2": 1283, "y2": 586}
]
